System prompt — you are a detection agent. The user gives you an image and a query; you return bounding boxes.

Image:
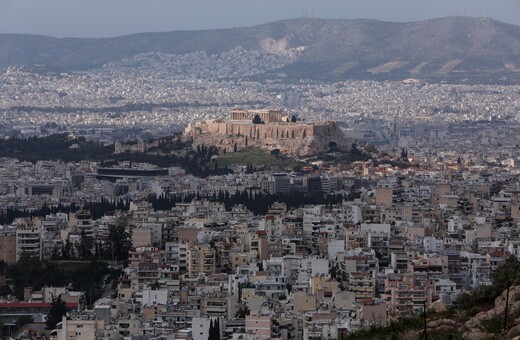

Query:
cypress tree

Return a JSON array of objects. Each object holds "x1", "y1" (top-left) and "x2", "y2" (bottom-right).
[
  {"x1": 214, "y1": 318, "x2": 220, "y2": 340},
  {"x1": 208, "y1": 318, "x2": 220, "y2": 340},
  {"x1": 46, "y1": 295, "x2": 67, "y2": 330}
]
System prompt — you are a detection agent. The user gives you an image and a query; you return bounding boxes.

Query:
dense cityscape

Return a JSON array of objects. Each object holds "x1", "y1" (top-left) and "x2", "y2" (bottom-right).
[{"x1": 2, "y1": 9, "x2": 520, "y2": 340}]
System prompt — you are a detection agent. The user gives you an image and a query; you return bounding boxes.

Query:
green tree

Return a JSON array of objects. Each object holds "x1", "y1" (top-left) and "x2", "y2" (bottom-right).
[
  {"x1": 365, "y1": 144, "x2": 378, "y2": 154},
  {"x1": 9, "y1": 253, "x2": 61, "y2": 299},
  {"x1": 208, "y1": 317, "x2": 220, "y2": 340},
  {"x1": 76, "y1": 229, "x2": 93, "y2": 259},
  {"x1": 107, "y1": 225, "x2": 132, "y2": 261},
  {"x1": 330, "y1": 262, "x2": 337, "y2": 280},
  {"x1": 214, "y1": 318, "x2": 220, "y2": 339},
  {"x1": 208, "y1": 319, "x2": 216, "y2": 340},
  {"x1": 61, "y1": 238, "x2": 73, "y2": 259},
  {"x1": 401, "y1": 148, "x2": 408, "y2": 160},
  {"x1": 453, "y1": 255, "x2": 520, "y2": 311},
  {"x1": 235, "y1": 305, "x2": 250, "y2": 318},
  {"x1": 46, "y1": 295, "x2": 67, "y2": 330},
  {"x1": 491, "y1": 255, "x2": 520, "y2": 292},
  {"x1": 0, "y1": 284, "x2": 11, "y2": 297},
  {"x1": 50, "y1": 244, "x2": 62, "y2": 260}
]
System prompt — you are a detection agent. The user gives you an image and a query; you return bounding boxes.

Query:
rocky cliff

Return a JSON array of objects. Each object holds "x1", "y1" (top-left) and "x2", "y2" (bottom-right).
[{"x1": 425, "y1": 285, "x2": 520, "y2": 339}]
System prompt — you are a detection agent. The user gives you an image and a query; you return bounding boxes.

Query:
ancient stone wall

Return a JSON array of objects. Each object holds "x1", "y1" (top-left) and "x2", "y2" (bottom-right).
[
  {"x1": 186, "y1": 120, "x2": 346, "y2": 141},
  {"x1": 229, "y1": 109, "x2": 286, "y2": 123},
  {"x1": 184, "y1": 117, "x2": 349, "y2": 157},
  {"x1": 191, "y1": 121, "x2": 318, "y2": 140}
]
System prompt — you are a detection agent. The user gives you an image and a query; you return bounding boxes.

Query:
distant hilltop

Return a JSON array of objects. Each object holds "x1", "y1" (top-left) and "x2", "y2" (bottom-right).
[
  {"x1": 2, "y1": 16, "x2": 520, "y2": 82},
  {"x1": 185, "y1": 109, "x2": 349, "y2": 157}
]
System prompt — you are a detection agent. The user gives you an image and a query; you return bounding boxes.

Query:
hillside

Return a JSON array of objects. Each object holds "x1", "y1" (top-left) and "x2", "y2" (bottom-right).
[
  {"x1": 346, "y1": 256, "x2": 520, "y2": 340},
  {"x1": 1, "y1": 17, "x2": 520, "y2": 82}
]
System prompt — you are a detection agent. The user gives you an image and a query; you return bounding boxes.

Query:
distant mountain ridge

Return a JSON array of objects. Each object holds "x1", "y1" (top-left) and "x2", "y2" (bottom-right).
[{"x1": 2, "y1": 16, "x2": 520, "y2": 82}]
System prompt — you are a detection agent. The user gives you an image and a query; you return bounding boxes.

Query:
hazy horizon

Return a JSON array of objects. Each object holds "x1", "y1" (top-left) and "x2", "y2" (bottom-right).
[{"x1": 1, "y1": 0, "x2": 520, "y2": 38}]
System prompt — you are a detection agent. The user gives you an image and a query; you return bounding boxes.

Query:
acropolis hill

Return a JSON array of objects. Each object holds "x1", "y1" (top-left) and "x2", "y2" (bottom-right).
[{"x1": 184, "y1": 109, "x2": 349, "y2": 157}]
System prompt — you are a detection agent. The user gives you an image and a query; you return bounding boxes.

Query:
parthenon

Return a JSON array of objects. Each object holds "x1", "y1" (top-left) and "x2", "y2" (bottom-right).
[
  {"x1": 229, "y1": 109, "x2": 287, "y2": 123},
  {"x1": 184, "y1": 108, "x2": 349, "y2": 156}
]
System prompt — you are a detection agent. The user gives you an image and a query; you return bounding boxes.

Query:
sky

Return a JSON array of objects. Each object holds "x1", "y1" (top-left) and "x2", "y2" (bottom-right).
[{"x1": 0, "y1": 0, "x2": 520, "y2": 38}]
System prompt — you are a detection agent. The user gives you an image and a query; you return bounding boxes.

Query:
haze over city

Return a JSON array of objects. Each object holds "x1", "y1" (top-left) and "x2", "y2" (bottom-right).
[{"x1": 0, "y1": 0, "x2": 520, "y2": 37}]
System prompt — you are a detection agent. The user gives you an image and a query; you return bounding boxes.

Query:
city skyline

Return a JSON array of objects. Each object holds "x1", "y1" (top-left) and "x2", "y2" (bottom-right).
[
  {"x1": 0, "y1": 0, "x2": 520, "y2": 38},
  {"x1": 1, "y1": 0, "x2": 520, "y2": 337}
]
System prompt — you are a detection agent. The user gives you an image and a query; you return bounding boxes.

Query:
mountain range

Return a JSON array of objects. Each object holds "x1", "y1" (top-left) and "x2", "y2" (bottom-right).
[{"x1": 2, "y1": 16, "x2": 520, "y2": 83}]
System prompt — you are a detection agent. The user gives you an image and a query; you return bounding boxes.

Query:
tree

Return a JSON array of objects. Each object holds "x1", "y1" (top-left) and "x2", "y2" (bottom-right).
[
  {"x1": 208, "y1": 319, "x2": 213, "y2": 339},
  {"x1": 246, "y1": 162, "x2": 254, "y2": 174},
  {"x1": 233, "y1": 143, "x2": 238, "y2": 153},
  {"x1": 50, "y1": 244, "x2": 62, "y2": 260},
  {"x1": 235, "y1": 305, "x2": 250, "y2": 318},
  {"x1": 290, "y1": 115, "x2": 297, "y2": 122},
  {"x1": 107, "y1": 225, "x2": 132, "y2": 261},
  {"x1": 46, "y1": 295, "x2": 67, "y2": 330},
  {"x1": 0, "y1": 284, "x2": 11, "y2": 297},
  {"x1": 453, "y1": 255, "x2": 520, "y2": 312},
  {"x1": 9, "y1": 253, "x2": 61, "y2": 299},
  {"x1": 62, "y1": 238, "x2": 72, "y2": 259},
  {"x1": 492, "y1": 255, "x2": 520, "y2": 292},
  {"x1": 330, "y1": 262, "x2": 337, "y2": 280},
  {"x1": 252, "y1": 114, "x2": 262, "y2": 124},
  {"x1": 401, "y1": 148, "x2": 408, "y2": 160},
  {"x1": 76, "y1": 229, "x2": 93, "y2": 259},
  {"x1": 365, "y1": 144, "x2": 378, "y2": 154},
  {"x1": 208, "y1": 318, "x2": 220, "y2": 340},
  {"x1": 214, "y1": 317, "x2": 220, "y2": 338},
  {"x1": 350, "y1": 143, "x2": 363, "y2": 157},
  {"x1": 270, "y1": 149, "x2": 280, "y2": 158}
]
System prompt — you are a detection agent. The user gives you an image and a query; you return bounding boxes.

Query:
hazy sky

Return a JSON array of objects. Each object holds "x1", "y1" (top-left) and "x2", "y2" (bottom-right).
[{"x1": 1, "y1": 0, "x2": 520, "y2": 38}]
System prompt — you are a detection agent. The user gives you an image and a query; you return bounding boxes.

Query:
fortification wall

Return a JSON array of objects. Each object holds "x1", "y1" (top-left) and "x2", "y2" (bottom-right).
[
  {"x1": 189, "y1": 121, "x2": 319, "y2": 140},
  {"x1": 229, "y1": 109, "x2": 285, "y2": 123},
  {"x1": 185, "y1": 119, "x2": 349, "y2": 157},
  {"x1": 312, "y1": 121, "x2": 339, "y2": 136},
  {"x1": 223, "y1": 122, "x2": 315, "y2": 140}
]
